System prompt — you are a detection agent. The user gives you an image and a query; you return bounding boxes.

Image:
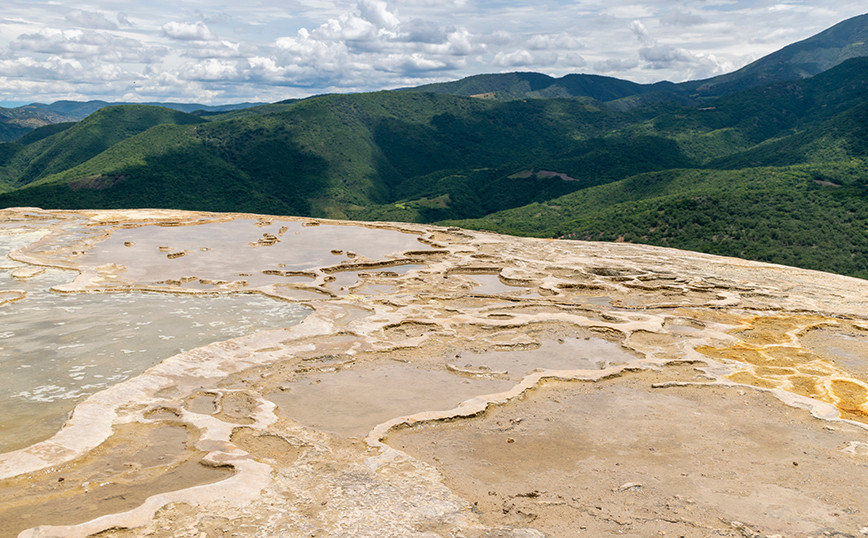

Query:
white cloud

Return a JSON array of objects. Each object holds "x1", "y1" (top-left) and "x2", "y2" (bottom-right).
[
  {"x1": 384, "y1": 53, "x2": 451, "y2": 73},
  {"x1": 161, "y1": 21, "x2": 214, "y2": 41},
  {"x1": 358, "y1": 0, "x2": 399, "y2": 30},
  {"x1": 399, "y1": 19, "x2": 449, "y2": 44},
  {"x1": 559, "y1": 52, "x2": 586, "y2": 68},
  {"x1": 8, "y1": 27, "x2": 160, "y2": 62},
  {"x1": 527, "y1": 33, "x2": 584, "y2": 52},
  {"x1": 0, "y1": 55, "x2": 126, "y2": 82},
  {"x1": 494, "y1": 49, "x2": 557, "y2": 68},
  {"x1": 187, "y1": 58, "x2": 239, "y2": 81},
  {"x1": 629, "y1": 20, "x2": 653, "y2": 46},
  {"x1": 605, "y1": 4, "x2": 656, "y2": 19},
  {"x1": 421, "y1": 29, "x2": 480, "y2": 56}
]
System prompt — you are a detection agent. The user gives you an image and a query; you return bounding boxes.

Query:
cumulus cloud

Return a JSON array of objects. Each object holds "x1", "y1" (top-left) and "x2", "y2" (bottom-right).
[
  {"x1": 265, "y1": 1, "x2": 483, "y2": 88},
  {"x1": 625, "y1": 18, "x2": 729, "y2": 79},
  {"x1": 494, "y1": 49, "x2": 557, "y2": 68},
  {"x1": 526, "y1": 33, "x2": 584, "y2": 51},
  {"x1": 639, "y1": 45, "x2": 697, "y2": 68},
  {"x1": 187, "y1": 58, "x2": 239, "y2": 81},
  {"x1": 161, "y1": 21, "x2": 214, "y2": 41},
  {"x1": 421, "y1": 29, "x2": 480, "y2": 56},
  {"x1": 629, "y1": 20, "x2": 654, "y2": 46},
  {"x1": 275, "y1": 29, "x2": 352, "y2": 71},
  {"x1": 0, "y1": 55, "x2": 126, "y2": 82},
  {"x1": 358, "y1": 0, "x2": 399, "y2": 30},
  {"x1": 313, "y1": 12, "x2": 378, "y2": 43},
  {"x1": 559, "y1": 52, "x2": 586, "y2": 68},
  {"x1": 383, "y1": 53, "x2": 451, "y2": 73},
  {"x1": 179, "y1": 39, "x2": 257, "y2": 59}
]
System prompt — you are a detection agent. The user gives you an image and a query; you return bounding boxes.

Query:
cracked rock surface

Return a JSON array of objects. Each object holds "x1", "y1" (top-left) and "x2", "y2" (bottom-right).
[{"x1": 0, "y1": 208, "x2": 866, "y2": 538}]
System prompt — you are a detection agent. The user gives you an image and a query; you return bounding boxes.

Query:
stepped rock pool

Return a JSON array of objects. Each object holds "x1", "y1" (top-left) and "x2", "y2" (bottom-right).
[
  {"x1": 0, "y1": 211, "x2": 435, "y2": 454},
  {"x1": 0, "y1": 228, "x2": 310, "y2": 452}
]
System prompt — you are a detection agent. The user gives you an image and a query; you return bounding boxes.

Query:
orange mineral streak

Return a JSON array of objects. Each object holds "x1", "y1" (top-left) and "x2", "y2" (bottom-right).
[{"x1": 697, "y1": 315, "x2": 868, "y2": 421}]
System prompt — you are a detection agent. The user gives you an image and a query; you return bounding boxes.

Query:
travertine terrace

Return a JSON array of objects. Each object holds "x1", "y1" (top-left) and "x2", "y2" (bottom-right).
[{"x1": 0, "y1": 207, "x2": 866, "y2": 537}]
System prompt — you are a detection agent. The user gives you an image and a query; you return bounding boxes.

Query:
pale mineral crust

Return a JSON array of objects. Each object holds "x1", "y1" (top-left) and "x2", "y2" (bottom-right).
[{"x1": 0, "y1": 207, "x2": 866, "y2": 538}]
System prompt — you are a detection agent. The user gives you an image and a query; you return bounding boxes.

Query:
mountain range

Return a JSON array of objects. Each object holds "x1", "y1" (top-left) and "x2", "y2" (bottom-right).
[
  {"x1": 0, "y1": 13, "x2": 866, "y2": 279},
  {"x1": 406, "y1": 13, "x2": 868, "y2": 102},
  {"x1": 0, "y1": 101, "x2": 264, "y2": 143}
]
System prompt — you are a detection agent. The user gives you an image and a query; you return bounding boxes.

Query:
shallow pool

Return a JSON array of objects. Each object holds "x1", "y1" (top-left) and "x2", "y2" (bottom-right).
[{"x1": 1, "y1": 232, "x2": 310, "y2": 452}]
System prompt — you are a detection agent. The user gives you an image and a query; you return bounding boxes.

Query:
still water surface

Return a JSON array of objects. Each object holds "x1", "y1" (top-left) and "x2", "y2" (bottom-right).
[{"x1": 0, "y1": 230, "x2": 310, "y2": 453}]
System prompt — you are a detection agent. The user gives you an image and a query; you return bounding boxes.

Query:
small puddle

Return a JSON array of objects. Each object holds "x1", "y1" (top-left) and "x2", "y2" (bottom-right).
[
  {"x1": 801, "y1": 326, "x2": 868, "y2": 379},
  {"x1": 450, "y1": 337, "x2": 634, "y2": 380},
  {"x1": 185, "y1": 393, "x2": 219, "y2": 415},
  {"x1": 469, "y1": 274, "x2": 524, "y2": 295},
  {"x1": 325, "y1": 265, "x2": 423, "y2": 294},
  {"x1": 267, "y1": 363, "x2": 514, "y2": 437}
]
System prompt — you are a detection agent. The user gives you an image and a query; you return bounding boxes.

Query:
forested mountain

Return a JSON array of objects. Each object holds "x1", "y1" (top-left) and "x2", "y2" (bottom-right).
[
  {"x1": 0, "y1": 17, "x2": 866, "y2": 279},
  {"x1": 0, "y1": 100, "x2": 263, "y2": 143},
  {"x1": 401, "y1": 72, "x2": 680, "y2": 102}
]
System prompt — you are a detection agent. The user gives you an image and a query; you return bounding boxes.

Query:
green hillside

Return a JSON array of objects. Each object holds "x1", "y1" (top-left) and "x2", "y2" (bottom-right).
[
  {"x1": 0, "y1": 100, "x2": 264, "y2": 143},
  {"x1": 0, "y1": 106, "x2": 204, "y2": 186},
  {"x1": 443, "y1": 60, "x2": 868, "y2": 279},
  {"x1": 0, "y1": 55, "x2": 866, "y2": 279},
  {"x1": 445, "y1": 163, "x2": 867, "y2": 279},
  {"x1": 402, "y1": 72, "x2": 678, "y2": 102},
  {"x1": 0, "y1": 91, "x2": 668, "y2": 219}
]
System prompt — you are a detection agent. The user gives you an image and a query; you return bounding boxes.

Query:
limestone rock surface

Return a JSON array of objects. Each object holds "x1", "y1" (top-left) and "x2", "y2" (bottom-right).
[{"x1": 0, "y1": 208, "x2": 866, "y2": 538}]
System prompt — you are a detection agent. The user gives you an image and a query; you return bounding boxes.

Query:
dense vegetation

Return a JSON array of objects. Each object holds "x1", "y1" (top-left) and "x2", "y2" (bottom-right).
[
  {"x1": 0, "y1": 100, "x2": 263, "y2": 143},
  {"x1": 0, "y1": 17, "x2": 866, "y2": 279}
]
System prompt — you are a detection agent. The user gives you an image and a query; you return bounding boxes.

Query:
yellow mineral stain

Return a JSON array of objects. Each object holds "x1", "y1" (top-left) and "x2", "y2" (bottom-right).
[
  {"x1": 787, "y1": 375, "x2": 820, "y2": 398},
  {"x1": 828, "y1": 379, "x2": 868, "y2": 413},
  {"x1": 730, "y1": 315, "x2": 826, "y2": 346},
  {"x1": 753, "y1": 366, "x2": 797, "y2": 377},
  {"x1": 727, "y1": 371, "x2": 780, "y2": 389},
  {"x1": 763, "y1": 346, "x2": 820, "y2": 364},
  {"x1": 698, "y1": 314, "x2": 868, "y2": 423}
]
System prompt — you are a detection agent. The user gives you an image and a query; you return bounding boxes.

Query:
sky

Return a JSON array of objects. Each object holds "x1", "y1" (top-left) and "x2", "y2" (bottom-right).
[{"x1": 0, "y1": 1, "x2": 865, "y2": 106}]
